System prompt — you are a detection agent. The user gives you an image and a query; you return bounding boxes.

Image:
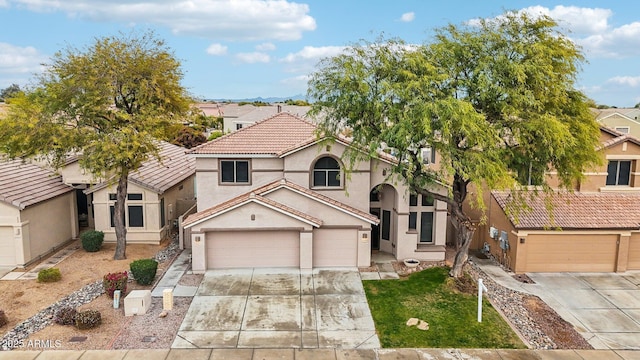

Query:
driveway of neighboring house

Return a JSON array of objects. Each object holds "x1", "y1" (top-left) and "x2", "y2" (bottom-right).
[
  {"x1": 523, "y1": 272, "x2": 640, "y2": 350},
  {"x1": 172, "y1": 268, "x2": 380, "y2": 349}
]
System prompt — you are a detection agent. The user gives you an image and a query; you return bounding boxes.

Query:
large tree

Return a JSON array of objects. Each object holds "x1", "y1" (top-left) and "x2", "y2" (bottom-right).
[
  {"x1": 307, "y1": 12, "x2": 602, "y2": 277},
  {"x1": 0, "y1": 31, "x2": 192, "y2": 260}
]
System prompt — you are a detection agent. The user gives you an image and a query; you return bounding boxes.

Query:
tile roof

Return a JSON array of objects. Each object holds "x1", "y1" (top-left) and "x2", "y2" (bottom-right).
[
  {"x1": 599, "y1": 126, "x2": 640, "y2": 148},
  {"x1": 493, "y1": 191, "x2": 640, "y2": 230},
  {"x1": 183, "y1": 191, "x2": 323, "y2": 228},
  {"x1": 0, "y1": 158, "x2": 74, "y2": 210},
  {"x1": 188, "y1": 112, "x2": 397, "y2": 164},
  {"x1": 189, "y1": 112, "x2": 318, "y2": 156},
  {"x1": 87, "y1": 141, "x2": 195, "y2": 194},
  {"x1": 183, "y1": 178, "x2": 380, "y2": 228}
]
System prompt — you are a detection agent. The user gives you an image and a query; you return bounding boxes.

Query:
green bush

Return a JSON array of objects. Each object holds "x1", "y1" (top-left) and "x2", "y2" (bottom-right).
[
  {"x1": 81, "y1": 230, "x2": 104, "y2": 252},
  {"x1": 75, "y1": 310, "x2": 101, "y2": 330},
  {"x1": 54, "y1": 307, "x2": 77, "y2": 325},
  {"x1": 37, "y1": 268, "x2": 61, "y2": 283},
  {"x1": 103, "y1": 271, "x2": 128, "y2": 298},
  {"x1": 130, "y1": 258, "x2": 158, "y2": 285}
]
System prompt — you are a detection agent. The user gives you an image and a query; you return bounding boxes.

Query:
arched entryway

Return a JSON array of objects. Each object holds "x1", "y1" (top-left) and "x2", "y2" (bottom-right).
[{"x1": 369, "y1": 183, "x2": 398, "y2": 255}]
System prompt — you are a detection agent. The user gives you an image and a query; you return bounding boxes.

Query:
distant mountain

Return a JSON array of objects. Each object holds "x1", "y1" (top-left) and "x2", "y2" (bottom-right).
[{"x1": 203, "y1": 94, "x2": 306, "y2": 103}]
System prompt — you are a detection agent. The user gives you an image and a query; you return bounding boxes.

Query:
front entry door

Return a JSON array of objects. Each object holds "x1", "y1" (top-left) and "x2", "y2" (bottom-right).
[{"x1": 370, "y1": 208, "x2": 380, "y2": 250}]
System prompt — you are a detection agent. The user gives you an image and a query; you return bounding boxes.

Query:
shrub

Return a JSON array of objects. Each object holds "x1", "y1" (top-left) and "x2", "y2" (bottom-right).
[
  {"x1": 0, "y1": 310, "x2": 7, "y2": 327},
  {"x1": 75, "y1": 310, "x2": 101, "y2": 330},
  {"x1": 54, "y1": 307, "x2": 77, "y2": 325},
  {"x1": 103, "y1": 271, "x2": 128, "y2": 298},
  {"x1": 37, "y1": 268, "x2": 61, "y2": 283},
  {"x1": 130, "y1": 258, "x2": 158, "y2": 285},
  {"x1": 81, "y1": 230, "x2": 104, "y2": 252}
]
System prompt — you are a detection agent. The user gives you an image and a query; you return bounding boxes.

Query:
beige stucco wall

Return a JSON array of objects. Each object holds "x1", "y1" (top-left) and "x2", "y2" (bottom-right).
[
  {"x1": 59, "y1": 161, "x2": 95, "y2": 185},
  {"x1": 92, "y1": 175, "x2": 195, "y2": 244},
  {"x1": 195, "y1": 157, "x2": 285, "y2": 211},
  {"x1": 21, "y1": 192, "x2": 77, "y2": 262},
  {"x1": 283, "y1": 142, "x2": 371, "y2": 210},
  {"x1": 580, "y1": 140, "x2": 640, "y2": 192},
  {"x1": 0, "y1": 192, "x2": 76, "y2": 267}
]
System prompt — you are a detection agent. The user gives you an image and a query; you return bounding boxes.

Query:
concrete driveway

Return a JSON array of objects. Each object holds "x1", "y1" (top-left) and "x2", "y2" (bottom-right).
[
  {"x1": 172, "y1": 268, "x2": 380, "y2": 349},
  {"x1": 524, "y1": 272, "x2": 640, "y2": 350}
]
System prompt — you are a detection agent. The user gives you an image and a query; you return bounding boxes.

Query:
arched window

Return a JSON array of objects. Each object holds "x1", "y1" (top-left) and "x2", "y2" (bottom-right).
[{"x1": 313, "y1": 156, "x2": 341, "y2": 187}]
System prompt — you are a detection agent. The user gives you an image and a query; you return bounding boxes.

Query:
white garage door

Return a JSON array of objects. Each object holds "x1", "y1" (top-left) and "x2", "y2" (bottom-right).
[
  {"x1": 0, "y1": 227, "x2": 16, "y2": 266},
  {"x1": 206, "y1": 231, "x2": 299, "y2": 268},
  {"x1": 313, "y1": 228, "x2": 357, "y2": 267}
]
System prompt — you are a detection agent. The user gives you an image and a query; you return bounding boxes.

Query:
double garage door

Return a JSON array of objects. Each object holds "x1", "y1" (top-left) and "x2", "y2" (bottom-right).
[
  {"x1": 522, "y1": 234, "x2": 640, "y2": 272},
  {"x1": 206, "y1": 229, "x2": 358, "y2": 269}
]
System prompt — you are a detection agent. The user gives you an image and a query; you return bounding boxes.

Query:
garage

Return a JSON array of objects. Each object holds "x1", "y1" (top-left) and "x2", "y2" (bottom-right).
[
  {"x1": 0, "y1": 227, "x2": 16, "y2": 266},
  {"x1": 313, "y1": 228, "x2": 358, "y2": 267},
  {"x1": 522, "y1": 234, "x2": 618, "y2": 272},
  {"x1": 206, "y1": 230, "x2": 300, "y2": 269},
  {"x1": 628, "y1": 235, "x2": 640, "y2": 270}
]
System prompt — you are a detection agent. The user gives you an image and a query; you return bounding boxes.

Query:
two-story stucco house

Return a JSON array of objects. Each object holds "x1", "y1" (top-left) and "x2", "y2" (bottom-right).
[
  {"x1": 473, "y1": 126, "x2": 640, "y2": 273},
  {"x1": 183, "y1": 113, "x2": 448, "y2": 272}
]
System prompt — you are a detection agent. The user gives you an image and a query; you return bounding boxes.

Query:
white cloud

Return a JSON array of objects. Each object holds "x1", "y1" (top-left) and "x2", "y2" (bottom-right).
[
  {"x1": 0, "y1": 0, "x2": 9, "y2": 8},
  {"x1": 235, "y1": 52, "x2": 270, "y2": 64},
  {"x1": 0, "y1": 42, "x2": 47, "y2": 75},
  {"x1": 9, "y1": 0, "x2": 317, "y2": 41},
  {"x1": 280, "y1": 46, "x2": 345, "y2": 63},
  {"x1": 607, "y1": 76, "x2": 640, "y2": 87},
  {"x1": 400, "y1": 12, "x2": 415, "y2": 23},
  {"x1": 521, "y1": 5, "x2": 611, "y2": 35},
  {"x1": 279, "y1": 46, "x2": 345, "y2": 73},
  {"x1": 256, "y1": 42, "x2": 276, "y2": 51},
  {"x1": 206, "y1": 43, "x2": 227, "y2": 56},
  {"x1": 478, "y1": 6, "x2": 640, "y2": 59}
]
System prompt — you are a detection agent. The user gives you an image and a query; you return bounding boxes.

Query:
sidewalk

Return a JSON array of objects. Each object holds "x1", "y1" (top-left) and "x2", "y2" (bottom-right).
[{"x1": 1, "y1": 347, "x2": 639, "y2": 359}]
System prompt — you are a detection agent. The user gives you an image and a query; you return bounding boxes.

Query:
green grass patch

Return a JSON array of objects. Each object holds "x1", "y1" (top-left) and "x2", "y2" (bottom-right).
[{"x1": 363, "y1": 266, "x2": 525, "y2": 348}]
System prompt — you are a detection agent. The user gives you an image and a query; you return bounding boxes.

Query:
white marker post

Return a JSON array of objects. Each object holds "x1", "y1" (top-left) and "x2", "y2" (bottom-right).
[{"x1": 477, "y1": 278, "x2": 488, "y2": 322}]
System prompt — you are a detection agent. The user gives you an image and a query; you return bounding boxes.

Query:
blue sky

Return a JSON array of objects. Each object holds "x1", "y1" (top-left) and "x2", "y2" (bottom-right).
[{"x1": 1, "y1": 1, "x2": 639, "y2": 107}]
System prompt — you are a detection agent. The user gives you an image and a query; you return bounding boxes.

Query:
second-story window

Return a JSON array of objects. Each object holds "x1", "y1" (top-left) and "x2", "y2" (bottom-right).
[
  {"x1": 221, "y1": 160, "x2": 249, "y2": 184},
  {"x1": 313, "y1": 156, "x2": 341, "y2": 187},
  {"x1": 606, "y1": 160, "x2": 631, "y2": 186}
]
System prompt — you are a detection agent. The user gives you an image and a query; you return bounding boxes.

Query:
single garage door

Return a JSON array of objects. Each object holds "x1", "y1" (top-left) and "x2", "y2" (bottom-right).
[
  {"x1": 0, "y1": 227, "x2": 16, "y2": 266},
  {"x1": 523, "y1": 234, "x2": 617, "y2": 272},
  {"x1": 313, "y1": 228, "x2": 357, "y2": 267},
  {"x1": 206, "y1": 231, "x2": 299, "y2": 268},
  {"x1": 628, "y1": 235, "x2": 640, "y2": 270}
]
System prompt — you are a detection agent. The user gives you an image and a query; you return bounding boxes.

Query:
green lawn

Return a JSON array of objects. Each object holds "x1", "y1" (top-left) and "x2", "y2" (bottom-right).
[{"x1": 363, "y1": 266, "x2": 525, "y2": 348}]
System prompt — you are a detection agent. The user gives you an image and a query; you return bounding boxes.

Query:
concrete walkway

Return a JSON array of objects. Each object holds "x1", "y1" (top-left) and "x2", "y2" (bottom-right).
[
  {"x1": 152, "y1": 249, "x2": 198, "y2": 297},
  {"x1": 2, "y1": 348, "x2": 639, "y2": 359},
  {"x1": 471, "y1": 255, "x2": 640, "y2": 351}
]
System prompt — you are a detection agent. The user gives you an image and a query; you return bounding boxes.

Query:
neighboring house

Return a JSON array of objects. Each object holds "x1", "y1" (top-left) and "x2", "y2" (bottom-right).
[
  {"x1": 594, "y1": 108, "x2": 640, "y2": 138},
  {"x1": 79, "y1": 142, "x2": 196, "y2": 244},
  {"x1": 183, "y1": 113, "x2": 448, "y2": 271},
  {"x1": 194, "y1": 102, "x2": 311, "y2": 134},
  {"x1": 0, "y1": 159, "x2": 78, "y2": 267},
  {"x1": 473, "y1": 126, "x2": 640, "y2": 273}
]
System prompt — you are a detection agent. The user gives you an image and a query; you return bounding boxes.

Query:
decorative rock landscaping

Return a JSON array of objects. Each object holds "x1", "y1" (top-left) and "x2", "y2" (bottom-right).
[{"x1": 0, "y1": 236, "x2": 183, "y2": 351}]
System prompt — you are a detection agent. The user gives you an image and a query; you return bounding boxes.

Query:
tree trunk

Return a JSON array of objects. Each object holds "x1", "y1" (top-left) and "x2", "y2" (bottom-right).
[
  {"x1": 449, "y1": 213, "x2": 475, "y2": 278},
  {"x1": 113, "y1": 172, "x2": 128, "y2": 260}
]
